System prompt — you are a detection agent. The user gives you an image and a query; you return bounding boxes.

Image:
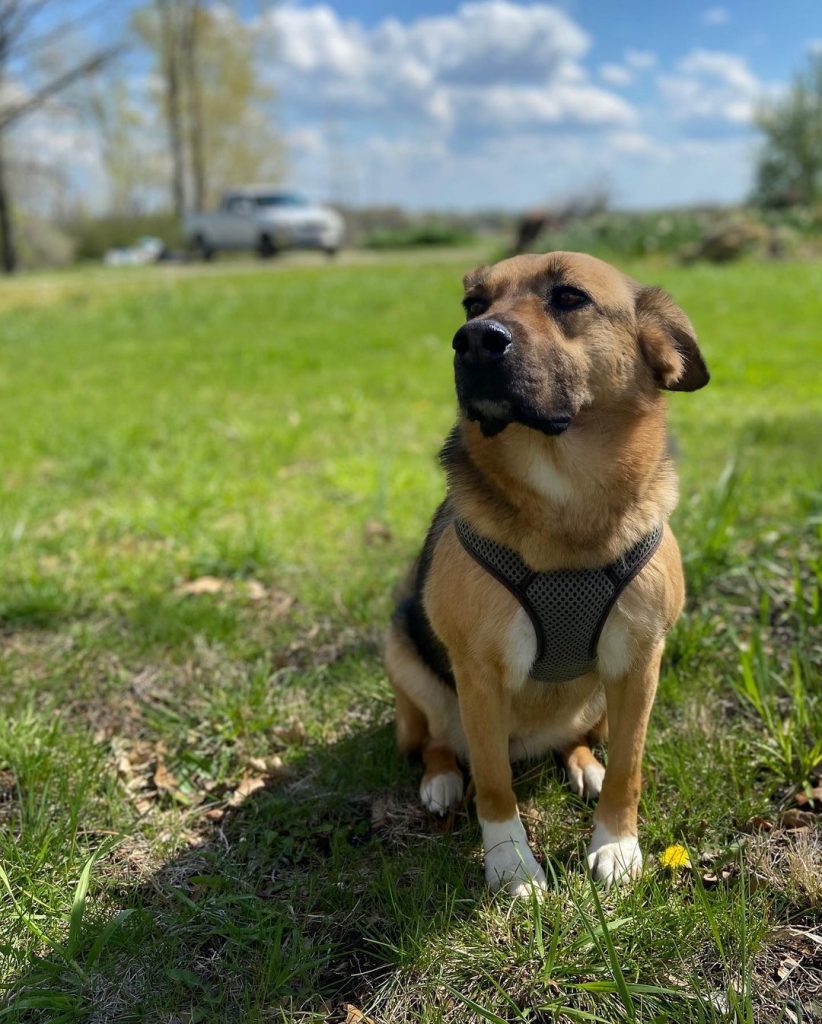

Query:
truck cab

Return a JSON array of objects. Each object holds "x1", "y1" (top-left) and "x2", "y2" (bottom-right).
[{"x1": 184, "y1": 188, "x2": 345, "y2": 259}]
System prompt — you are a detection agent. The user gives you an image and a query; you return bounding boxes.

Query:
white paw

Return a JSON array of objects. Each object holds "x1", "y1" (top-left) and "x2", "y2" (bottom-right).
[
  {"x1": 481, "y1": 814, "x2": 547, "y2": 897},
  {"x1": 567, "y1": 758, "x2": 606, "y2": 801},
  {"x1": 587, "y1": 822, "x2": 643, "y2": 888},
  {"x1": 420, "y1": 771, "x2": 463, "y2": 815}
]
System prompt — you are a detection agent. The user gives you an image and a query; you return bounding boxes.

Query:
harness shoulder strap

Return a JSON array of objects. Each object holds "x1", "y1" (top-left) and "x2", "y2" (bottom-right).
[{"x1": 454, "y1": 518, "x2": 664, "y2": 684}]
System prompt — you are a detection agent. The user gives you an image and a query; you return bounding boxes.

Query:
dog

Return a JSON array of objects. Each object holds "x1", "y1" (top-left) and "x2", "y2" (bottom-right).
[{"x1": 385, "y1": 250, "x2": 709, "y2": 895}]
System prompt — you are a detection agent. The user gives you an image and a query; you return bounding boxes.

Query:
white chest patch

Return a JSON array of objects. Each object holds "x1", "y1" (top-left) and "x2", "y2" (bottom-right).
[
  {"x1": 505, "y1": 607, "x2": 537, "y2": 687},
  {"x1": 521, "y1": 448, "x2": 573, "y2": 503}
]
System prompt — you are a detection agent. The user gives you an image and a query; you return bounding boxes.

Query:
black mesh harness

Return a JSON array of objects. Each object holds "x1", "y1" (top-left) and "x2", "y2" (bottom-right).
[{"x1": 454, "y1": 519, "x2": 663, "y2": 683}]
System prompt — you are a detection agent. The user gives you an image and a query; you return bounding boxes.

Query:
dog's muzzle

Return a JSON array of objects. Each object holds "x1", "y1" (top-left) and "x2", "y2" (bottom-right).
[{"x1": 452, "y1": 318, "x2": 573, "y2": 439}]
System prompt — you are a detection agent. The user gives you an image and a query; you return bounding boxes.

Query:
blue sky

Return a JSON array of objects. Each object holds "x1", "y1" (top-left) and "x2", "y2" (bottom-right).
[
  {"x1": 16, "y1": 1, "x2": 822, "y2": 212},
  {"x1": 259, "y1": 1, "x2": 821, "y2": 209}
]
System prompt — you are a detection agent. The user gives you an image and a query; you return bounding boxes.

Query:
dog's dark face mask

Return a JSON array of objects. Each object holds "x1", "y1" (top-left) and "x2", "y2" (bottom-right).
[
  {"x1": 454, "y1": 252, "x2": 708, "y2": 438},
  {"x1": 452, "y1": 314, "x2": 578, "y2": 437}
]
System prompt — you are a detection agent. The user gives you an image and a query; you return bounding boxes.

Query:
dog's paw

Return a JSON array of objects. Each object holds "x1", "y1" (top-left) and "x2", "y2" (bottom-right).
[
  {"x1": 567, "y1": 757, "x2": 606, "y2": 801},
  {"x1": 420, "y1": 771, "x2": 463, "y2": 815},
  {"x1": 587, "y1": 822, "x2": 643, "y2": 888},
  {"x1": 481, "y1": 815, "x2": 547, "y2": 897}
]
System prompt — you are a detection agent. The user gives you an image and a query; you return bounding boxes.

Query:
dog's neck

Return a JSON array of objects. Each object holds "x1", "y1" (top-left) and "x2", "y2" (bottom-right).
[{"x1": 444, "y1": 397, "x2": 676, "y2": 570}]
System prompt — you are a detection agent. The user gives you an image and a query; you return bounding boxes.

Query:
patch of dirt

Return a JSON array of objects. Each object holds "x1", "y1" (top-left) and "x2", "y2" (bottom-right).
[
  {"x1": 754, "y1": 920, "x2": 822, "y2": 1023},
  {"x1": 272, "y1": 619, "x2": 380, "y2": 674}
]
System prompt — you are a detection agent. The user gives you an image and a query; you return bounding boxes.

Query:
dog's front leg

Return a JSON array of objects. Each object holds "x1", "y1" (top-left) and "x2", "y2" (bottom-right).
[
  {"x1": 454, "y1": 660, "x2": 547, "y2": 896},
  {"x1": 588, "y1": 642, "x2": 663, "y2": 887}
]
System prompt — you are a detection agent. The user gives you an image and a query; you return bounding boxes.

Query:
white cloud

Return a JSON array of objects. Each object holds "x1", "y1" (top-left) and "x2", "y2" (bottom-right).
[
  {"x1": 264, "y1": 2, "x2": 633, "y2": 136},
  {"x1": 462, "y1": 83, "x2": 635, "y2": 127},
  {"x1": 264, "y1": 5, "x2": 769, "y2": 208},
  {"x1": 607, "y1": 130, "x2": 658, "y2": 155},
  {"x1": 273, "y1": 4, "x2": 369, "y2": 78},
  {"x1": 624, "y1": 50, "x2": 657, "y2": 70},
  {"x1": 286, "y1": 127, "x2": 326, "y2": 157},
  {"x1": 14, "y1": 1, "x2": 777, "y2": 214},
  {"x1": 701, "y1": 7, "x2": 730, "y2": 26},
  {"x1": 385, "y1": 1, "x2": 589, "y2": 85},
  {"x1": 658, "y1": 49, "x2": 762, "y2": 124},
  {"x1": 599, "y1": 64, "x2": 633, "y2": 87}
]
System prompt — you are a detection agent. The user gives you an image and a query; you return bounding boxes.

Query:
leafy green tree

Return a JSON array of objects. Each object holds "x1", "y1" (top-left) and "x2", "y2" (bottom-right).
[
  {"x1": 754, "y1": 52, "x2": 822, "y2": 207},
  {"x1": 134, "y1": 0, "x2": 281, "y2": 215},
  {"x1": 81, "y1": 77, "x2": 150, "y2": 215},
  {"x1": 0, "y1": 1, "x2": 120, "y2": 272}
]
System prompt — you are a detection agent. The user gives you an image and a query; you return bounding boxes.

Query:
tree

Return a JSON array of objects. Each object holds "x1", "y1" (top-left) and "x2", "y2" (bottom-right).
[
  {"x1": 81, "y1": 78, "x2": 147, "y2": 214},
  {"x1": 0, "y1": 1, "x2": 122, "y2": 272},
  {"x1": 180, "y1": 0, "x2": 205, "y2": 212},
  {"x1": 135, "y1": 0, "x2": 281, "y2": 216},
  {"x1": 753, "y1": 52, "x2": 822, "y2": 208}
]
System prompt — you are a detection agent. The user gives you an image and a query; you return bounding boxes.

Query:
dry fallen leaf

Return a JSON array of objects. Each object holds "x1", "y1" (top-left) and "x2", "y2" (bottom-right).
[
  {"x1": 228, "y1": 775, "x2": 266, "y2": 807},
  {"x1": 175, "y1": 576, "x2": 227, "y2": 596},
  {"x1": 794, "y1": 785, "x2": 822, "y2": 810},
  {"x1": 275, "y1": 718, "x2": 306, "y2": 746},
  {"x1": 364, "y1": 519, "x2": 392, "y2": 545},
  {"x1": 777, "y1": 954, "x2": 801, "y2": 982},
  {"x1": 744, "y1": 816, "x2": 774, "y2": 833},
  {"x1": 153, "y1": 760, "x2": 178, "y2": 792},
  {"x1": 779, "y1": 809, "x2": 816, "y2": 830},
  {"x1": 271, "y1": 589, "x2": 295, "y2": 619},
  {"x1": 245, "y1": 580, "x2": 267, "y2": 601},
  {"x1": 344, "y1": 1006, "x2": 377, "y2": 1024},
  {"x1": 701, "y1": 868, "x2": 733, "y2": 887}
]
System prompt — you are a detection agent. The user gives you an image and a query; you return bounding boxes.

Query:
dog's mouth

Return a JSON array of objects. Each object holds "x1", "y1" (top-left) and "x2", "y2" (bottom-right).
[{"x1": 465, "y1": 400, "x2": 573, "y2": 438}]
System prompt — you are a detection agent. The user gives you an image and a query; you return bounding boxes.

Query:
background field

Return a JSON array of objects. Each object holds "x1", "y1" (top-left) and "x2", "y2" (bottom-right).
[{"x1": 0, "y1": 252, "x2": 820, "y2": 1022}]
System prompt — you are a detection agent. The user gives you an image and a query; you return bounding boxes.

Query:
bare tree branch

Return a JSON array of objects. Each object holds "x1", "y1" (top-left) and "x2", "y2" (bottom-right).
[{"x1": 0, "y1": 43, "x2": 122, "y2": 131}]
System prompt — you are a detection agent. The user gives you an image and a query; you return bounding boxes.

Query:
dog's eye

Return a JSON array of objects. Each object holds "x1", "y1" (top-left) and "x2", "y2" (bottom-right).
[
  {"x1": 463, "y1": 298, "x2": 488, "y2": 319},
  {"x1": 550, "y1": 286, "x2": 591, "y2": 312}
]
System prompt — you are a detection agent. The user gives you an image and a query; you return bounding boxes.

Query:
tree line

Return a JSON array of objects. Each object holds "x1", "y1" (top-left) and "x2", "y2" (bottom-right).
[
  {"x1": 0, "y1": 1, "x2": 820, "y2": 273},
  {"x1": 0, "y1": 0, "x2": 279, "y2": 273}
]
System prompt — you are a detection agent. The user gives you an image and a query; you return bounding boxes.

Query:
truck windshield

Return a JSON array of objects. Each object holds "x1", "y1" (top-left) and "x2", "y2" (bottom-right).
[{"x1": 254, "y1": 195, "x2": 307, "y2": 207}]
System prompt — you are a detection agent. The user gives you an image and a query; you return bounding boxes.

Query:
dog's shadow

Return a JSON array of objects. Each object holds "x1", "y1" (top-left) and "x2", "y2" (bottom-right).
[
  {"x1": 6, "y1": 708, "x2": 583, "y2": 1019},
  {"x1": 6, "y1": 679, "x2": 593, "y2": 1021}
]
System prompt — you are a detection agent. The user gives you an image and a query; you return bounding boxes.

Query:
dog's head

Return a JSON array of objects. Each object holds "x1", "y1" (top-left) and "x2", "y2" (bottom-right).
[{"x1": 453, "y1": 251, "x2": 709, "y2": 437}]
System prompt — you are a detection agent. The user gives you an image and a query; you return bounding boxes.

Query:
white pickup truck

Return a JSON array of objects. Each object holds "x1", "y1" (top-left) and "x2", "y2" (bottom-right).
[{"x1": 184, "y1": 187, "x2": 344, "y2": 259}]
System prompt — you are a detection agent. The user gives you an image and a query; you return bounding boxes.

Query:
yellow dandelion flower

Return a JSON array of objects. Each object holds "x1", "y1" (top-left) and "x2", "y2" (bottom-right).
[{"x1": 660, "y1": 844, "x2": 691, "y2": 870}]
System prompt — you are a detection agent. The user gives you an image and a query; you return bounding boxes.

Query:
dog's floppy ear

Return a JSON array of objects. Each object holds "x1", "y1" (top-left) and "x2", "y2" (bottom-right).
[{"x1": 635, "y1": 286, "x2": 709, "y2": 392}]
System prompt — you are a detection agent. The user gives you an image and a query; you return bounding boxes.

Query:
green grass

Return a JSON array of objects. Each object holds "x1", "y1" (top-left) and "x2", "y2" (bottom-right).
[{"x1": 0, "y1": 253, "x2": 820, "y2": 1022}]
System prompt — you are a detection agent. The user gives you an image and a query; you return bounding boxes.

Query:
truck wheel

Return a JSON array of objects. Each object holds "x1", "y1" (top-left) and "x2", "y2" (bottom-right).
[
  {"x1": 324, "y1": 246, "x2": 339, "y2": 259},
  {"x1": 194, "y1": 234, "x2": 214, "y2": 261},
  {"x1": 258, "y1": 234, "x2": 278, "y2": 259}
]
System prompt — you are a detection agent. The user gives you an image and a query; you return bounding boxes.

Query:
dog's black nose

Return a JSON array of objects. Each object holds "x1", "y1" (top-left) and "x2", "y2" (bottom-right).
[{"x1": 452, "y1": 319, "x2": 512, "y2": 363}]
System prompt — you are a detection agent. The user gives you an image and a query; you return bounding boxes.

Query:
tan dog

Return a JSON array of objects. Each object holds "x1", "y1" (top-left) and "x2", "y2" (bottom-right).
[{"x1": 385, "y1": 251, "x2": 709, "y2": 895}]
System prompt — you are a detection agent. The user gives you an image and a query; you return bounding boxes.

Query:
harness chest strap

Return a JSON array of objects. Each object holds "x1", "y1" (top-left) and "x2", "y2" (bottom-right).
[{"x1": 454, "y1": 518, "x2": 664, "y2": 684}]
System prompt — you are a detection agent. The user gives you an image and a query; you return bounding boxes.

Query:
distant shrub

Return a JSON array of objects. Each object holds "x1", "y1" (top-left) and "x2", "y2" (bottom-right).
[
  {"x1": 65, "y1": 212, "x2": 184, "y2": 262},
  {"x1": 679, "y1": 215, "x2": 772, "y2": 264},
  {"x1": 16, "y1": 214, "x2": 75, "y2": 268},
  {"x1": 533, "y1": 205, "x2": 820, "y2": 263},
  {"x1": 362, "y1": 222, "x2": 476, "y2": 249},
  {"x1": 537, "y1": 209, "x2": 714, "y2": 259},
  {"x1": 757, "y1": 203, "x2": 822, "y2": 236}
]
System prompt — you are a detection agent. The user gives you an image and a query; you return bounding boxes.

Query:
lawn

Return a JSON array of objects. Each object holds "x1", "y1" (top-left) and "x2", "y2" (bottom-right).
[{"x1": 0, "y1": 252, "x2": 820, "y2": 1023}]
